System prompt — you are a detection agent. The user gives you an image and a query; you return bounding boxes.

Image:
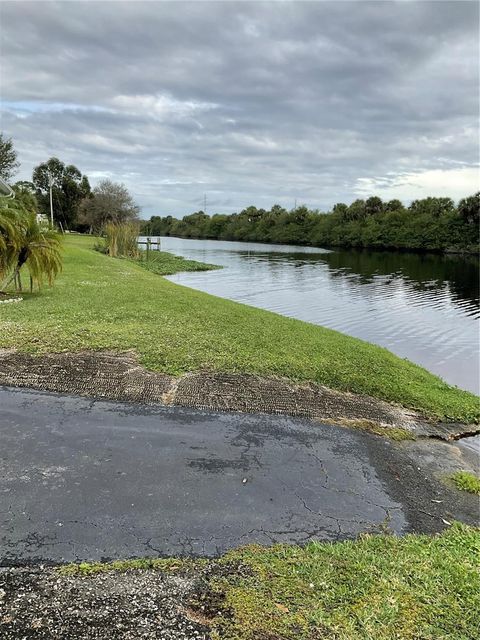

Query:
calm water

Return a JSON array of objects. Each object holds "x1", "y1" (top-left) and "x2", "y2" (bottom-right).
[{"x1": 144, "y1": 236, "x2": 480, "y2": 394}]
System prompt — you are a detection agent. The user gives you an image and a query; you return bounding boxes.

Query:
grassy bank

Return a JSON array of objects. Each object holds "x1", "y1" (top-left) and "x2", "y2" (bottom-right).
[{"x1": 0, "y1": 235, "x2": 478, "y2": 422}]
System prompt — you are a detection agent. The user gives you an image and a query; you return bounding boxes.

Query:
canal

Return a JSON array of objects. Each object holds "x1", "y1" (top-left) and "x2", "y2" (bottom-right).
[{"x1": 142, "y1": 237, "x2": 479, "y2": 394}]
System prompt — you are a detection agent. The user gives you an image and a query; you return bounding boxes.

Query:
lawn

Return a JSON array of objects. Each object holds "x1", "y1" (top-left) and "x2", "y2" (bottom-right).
[
  {"x1": 205, "y1": 523, "x2": 480, "y2": 640},
  {"x1": 0, "y1": 234, "x2": 478, "y2": 422}
]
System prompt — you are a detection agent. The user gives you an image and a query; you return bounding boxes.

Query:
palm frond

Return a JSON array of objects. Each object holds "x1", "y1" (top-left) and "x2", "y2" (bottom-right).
[{"x1": 1, "y1": 204, "x2": 63, "y2": 292}]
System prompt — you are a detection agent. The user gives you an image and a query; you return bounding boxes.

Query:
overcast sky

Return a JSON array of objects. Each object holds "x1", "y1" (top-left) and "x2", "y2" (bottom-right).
[{"x1": 1, "y1": 1, "x2": 479, "y2": 217}]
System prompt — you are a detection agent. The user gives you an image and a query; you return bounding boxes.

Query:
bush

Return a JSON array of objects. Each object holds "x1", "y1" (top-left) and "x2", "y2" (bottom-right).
[{"x1": 103, "y1": 221, "x2": 139, "y2": 258}]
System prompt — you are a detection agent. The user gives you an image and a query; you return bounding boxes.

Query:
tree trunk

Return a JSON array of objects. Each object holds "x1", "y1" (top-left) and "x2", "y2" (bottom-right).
[
  {"x1": 1, "y1": 250, "x2": 28, "y2": 293},
  {"x1": 14, "y1": 251, "x2": 28, "y2": 292}
]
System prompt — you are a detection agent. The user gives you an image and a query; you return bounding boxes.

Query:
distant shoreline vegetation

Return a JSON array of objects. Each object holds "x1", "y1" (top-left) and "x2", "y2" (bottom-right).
[{"x1": 142, "y1": 193, "x2": 479, "y2": 254}]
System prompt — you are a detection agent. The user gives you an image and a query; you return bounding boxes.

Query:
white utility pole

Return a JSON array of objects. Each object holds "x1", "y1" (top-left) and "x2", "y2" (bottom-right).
[{"x1": 48, "y1": 172, "x2": 54, "y2": 227}]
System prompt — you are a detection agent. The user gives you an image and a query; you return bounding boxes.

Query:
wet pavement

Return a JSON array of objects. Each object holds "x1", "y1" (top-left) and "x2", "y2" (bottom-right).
[{"x1": 1, "y1": 386, "x2": 478, "y2": 564}]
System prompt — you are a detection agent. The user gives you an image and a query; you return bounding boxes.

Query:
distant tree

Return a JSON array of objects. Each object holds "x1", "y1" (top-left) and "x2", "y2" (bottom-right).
[
  {"x1": 179, "y1": 211, "x2": 209, "y2": 237},
  {"x1": 410, "y1": 197, "x2": 455, "y2": 218},
  {"x1": 290, "y1": 204, "x2": 309, "y2": 223},
  {"x1": 332, "y1": 203, "x2": 349, "y2": 220},
  {"x1": 12, "y1": 183, "x2": 37, "y2": 216},
  {"x1": 14, "y1": 180, "x2": 36, "y2": 193},
  {"x1": 240, "y1": 205, "x2": 263, "y2": 222},
  {"x1": 385, "y1": 199, "x2": 404, "y2": 213},
  {"x1": 0, "y1": 133, "x2": 20, "y2": 182},
  {"x1": 32, "y1": 157, "x2": 90, "y2": 229},
  {"x1": 458, "y1": 192, "x2": 480, "y2": 225},
  {"x1": 365, "y1": 196, "x2": 384, "y2": 216},
  {"x1": 270, "y1": 204, "x2": 287, "y2": 216},
  {"x1": 207, "y1": 214, "x2": 229, "y2": 238},
  {"x1": 347, "y1": 199, "x2": 366, "y2": 220},
  {"x1": 77, "y1": 179, "x2": 139, "y2": 232}
]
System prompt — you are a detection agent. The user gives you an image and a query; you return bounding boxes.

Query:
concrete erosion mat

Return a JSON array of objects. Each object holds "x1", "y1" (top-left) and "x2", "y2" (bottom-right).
[{"x1": 0, "y1": 349, "x2": 477, "y2": 440}]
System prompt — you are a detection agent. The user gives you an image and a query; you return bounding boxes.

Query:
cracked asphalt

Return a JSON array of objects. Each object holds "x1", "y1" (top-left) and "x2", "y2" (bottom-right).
[{"x1": 1, "y1": 386, "x2": 478, "y2": 564}]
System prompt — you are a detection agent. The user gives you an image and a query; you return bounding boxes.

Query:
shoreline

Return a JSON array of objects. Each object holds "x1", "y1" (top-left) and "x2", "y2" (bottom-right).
[
  {"x1": 0, "y1": 235, "x2": 478, "y2": 424},
  {"x1": 1, "y1": 349, "x2": 478, "y2": 440},
  {"x1": 149, "y1": 232, "x2": 480, "y2": 257}
]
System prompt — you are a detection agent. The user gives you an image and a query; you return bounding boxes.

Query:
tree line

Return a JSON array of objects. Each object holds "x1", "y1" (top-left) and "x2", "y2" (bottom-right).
[
  {"x1": 2, "y1": 133, "x2": 478, "y2": 253},
  {"x1": 0, "y1": 134, "x2": 140, "y2": 233},
  {"x1": 144, "y1": 195, "x2": 479, "y2": 253}
]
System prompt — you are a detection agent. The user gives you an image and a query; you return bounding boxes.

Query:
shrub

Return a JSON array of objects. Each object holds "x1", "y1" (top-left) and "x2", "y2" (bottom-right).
[{"x1": 103, "y1": 221, "x2": 139, "y2": 258}]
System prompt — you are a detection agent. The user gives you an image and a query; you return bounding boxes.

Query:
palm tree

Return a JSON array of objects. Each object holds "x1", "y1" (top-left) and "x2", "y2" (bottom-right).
[
  {"x1": 1, "y1": 186, "x2": 62, "y2": 293},
  {"x1": 0, "y1": 199, "x2": 25, "y2": 282},
  {"x1": 6, "y1": 212, "x2": 62, "y2": 292}
]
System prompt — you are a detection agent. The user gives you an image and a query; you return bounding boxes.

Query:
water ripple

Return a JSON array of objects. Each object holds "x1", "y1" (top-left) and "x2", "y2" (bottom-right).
[{"x1": 157, "y1": 237, "x2": 479, "y2": 393}]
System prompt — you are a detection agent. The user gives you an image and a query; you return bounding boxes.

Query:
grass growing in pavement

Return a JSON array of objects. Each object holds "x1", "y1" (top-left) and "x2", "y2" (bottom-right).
[
  {"x1": 132, "y1": 249, "x2": 221, "y2": 276},
  {"x1": 206, "y1": 523, "x2": 480, "y2": 640},
  {"x1": 0, "y1": 235, "x2": 478, "y2": 423},
  {"x1": 451, "y1": 471, "x2": 480, "y2": 495},
  {"x1": 59, "y1": 557, "x2": 203, "y2": 576}
]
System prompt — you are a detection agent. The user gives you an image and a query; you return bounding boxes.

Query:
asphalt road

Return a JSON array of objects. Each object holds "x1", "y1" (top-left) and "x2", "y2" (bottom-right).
[{"x1": 0, "y1": 386, "x2": 477, "y2": 564}]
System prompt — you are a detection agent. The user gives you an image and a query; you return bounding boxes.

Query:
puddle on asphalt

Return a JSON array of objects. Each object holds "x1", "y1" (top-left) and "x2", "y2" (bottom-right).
[{"x1": 457, "y1": 434, "x2": 480, "y2": 455}]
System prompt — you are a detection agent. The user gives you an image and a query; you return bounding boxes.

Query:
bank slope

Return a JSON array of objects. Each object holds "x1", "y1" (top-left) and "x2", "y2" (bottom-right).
[{"x1": 0, "y1": 235, "x2": 478, "y2": 422}]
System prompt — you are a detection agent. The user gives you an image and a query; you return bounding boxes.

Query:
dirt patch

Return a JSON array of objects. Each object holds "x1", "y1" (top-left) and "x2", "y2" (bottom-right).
[
  {"x1": 0, "y1": 565, "x2": 210, "y2": 639},
  {"x1": 0, "y1": 349, "x2": 476, "y2": 439}
]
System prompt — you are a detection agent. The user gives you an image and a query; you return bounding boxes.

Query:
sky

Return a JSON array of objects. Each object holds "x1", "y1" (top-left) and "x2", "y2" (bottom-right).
[{"x1": 1, "y1": 0, "x2": 479, "y2": 218}]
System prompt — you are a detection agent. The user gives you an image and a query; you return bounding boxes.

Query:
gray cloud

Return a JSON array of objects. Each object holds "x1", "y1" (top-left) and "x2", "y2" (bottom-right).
[{"x1": 1, "y1": 0, "x2": 478, "y2": 216}]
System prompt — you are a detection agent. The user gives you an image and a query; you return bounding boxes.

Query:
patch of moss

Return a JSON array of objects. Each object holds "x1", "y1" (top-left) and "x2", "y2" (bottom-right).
[{"x1": 450, "y1": 471, "x2": 480, "y2": 495}]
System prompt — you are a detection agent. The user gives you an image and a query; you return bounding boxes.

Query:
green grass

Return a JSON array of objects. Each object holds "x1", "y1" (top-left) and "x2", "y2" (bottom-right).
[
  {"x1": 132, "y1": 249, "x2": 221, "y2": 276},
  {"x1": 206, "y1": 523, "x2": 480, "y2": 640},
  {"x1": 59, "y1": 557, "x2": 202, "y2": 576},
  {"x1": 451, "y1": 471, "x2": 480, "y2": 495},
  {"x1": 0, "y1": 235, "x2": 478, "y2": 422}
]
